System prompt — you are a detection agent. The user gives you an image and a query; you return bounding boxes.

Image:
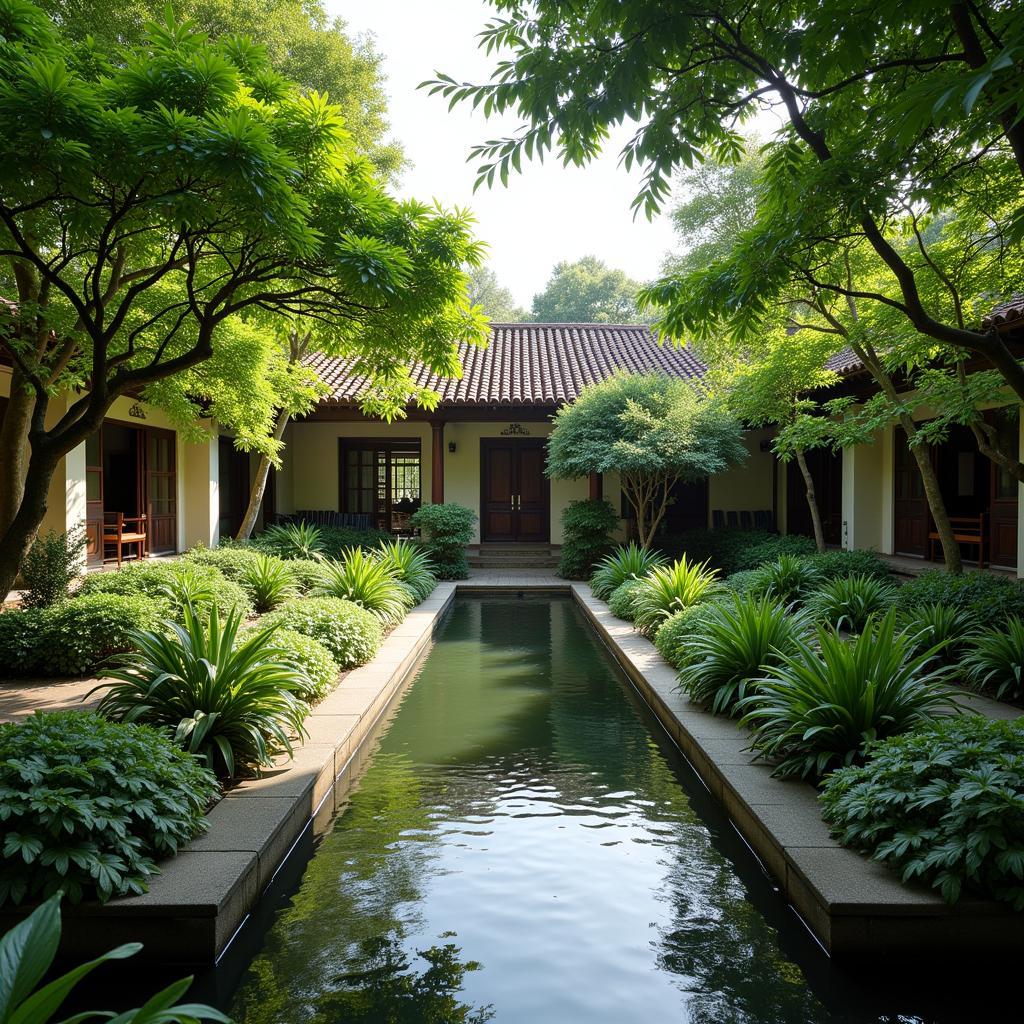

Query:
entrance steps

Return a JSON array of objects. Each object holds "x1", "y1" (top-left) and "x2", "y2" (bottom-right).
[{"x1": 468, "y1": 543, "x2": 560, "y2": 569}]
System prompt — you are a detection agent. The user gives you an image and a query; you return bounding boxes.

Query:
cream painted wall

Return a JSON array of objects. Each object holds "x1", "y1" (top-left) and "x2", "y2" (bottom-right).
[
  {"x1": 841, "y1": 429, "x2": 885, "y2": 552},
  {"x1": 708, "y1": 428, "x2": 776, "y2": 526}
]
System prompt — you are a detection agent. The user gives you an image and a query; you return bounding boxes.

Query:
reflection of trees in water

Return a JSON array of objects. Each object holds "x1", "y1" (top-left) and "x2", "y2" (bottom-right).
[
  {"x1": 231, "y1": 752, "x2": 439, "y2": 1024},
  {"x1": 312, "y1": 932, "x2": 495, "y2": 1024},
  {"x1": 641, "y1": 748, "x2": 827, "y2": 1024}
]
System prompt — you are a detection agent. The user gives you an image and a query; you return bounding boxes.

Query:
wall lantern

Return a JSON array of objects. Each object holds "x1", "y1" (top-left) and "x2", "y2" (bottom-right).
[{"x1": 448, "y1": 441, "x2": 457, "y2": 454}]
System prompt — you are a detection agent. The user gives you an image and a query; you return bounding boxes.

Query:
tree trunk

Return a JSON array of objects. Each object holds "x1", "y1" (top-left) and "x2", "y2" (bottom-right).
[
  {"x1": 794, "y1": 448, "x2": 826, "y2": 553},
  {"x1": 235, "y1": 409, "x2": 292, "y2": 541},
  {"x1": 0, "y1": 446, "x2": 61, "y2": 598},
  {"x1": 900, "y1": 412, "x2": 963, "y2": 574},
  {"x1": 0, "y1": 377, "x2": 34, "y2": 537}
]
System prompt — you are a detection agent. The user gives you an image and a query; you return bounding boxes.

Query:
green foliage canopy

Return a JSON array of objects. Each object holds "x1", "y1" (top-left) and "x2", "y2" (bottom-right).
[
  {"x1": 546, "y1": 373, "x2": 746, "y2": 545},
  {"x1": 530, "y1": 255, "x2": 646, "y2": 324}
]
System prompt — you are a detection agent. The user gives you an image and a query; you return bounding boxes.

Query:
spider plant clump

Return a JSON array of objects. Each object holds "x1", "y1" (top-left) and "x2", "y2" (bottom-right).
[
  {"x1": 899, "y1": 603, "x2": 979, "y2": 665},
  {"x1": 589, "y1": 542, "x2": 667, "y2": 600},
  {"x1": 241, "y1": 552, "x2": 299, "y2": 613},
  {"x1": 739, "y1": 609, "x2": 961, "y2": 780},
  {"x1": 96, "y1": 603, "x2": 309, "y2": 778},
  {"x1": 375, "y1": 538, "x2": 437, "y2": 603},
  {"x1": 962, "y1": 616, "x2": 1024, "y2": 701},
  {"x1": 316, "y1": 547, "x2": 414, "y2": 626},
  {"x1": 749, "y1": 554, "x2": 821, "y2": 606},
  {"x1": 631, "y1": 555, "x2": 721, "y2": 637},
  {"x1": 805, "y1": 573, "x2": 897, "y2": 633},
  {"x1": 678, "y1": 595, "x2": 810, "y2": 716},
  {"x1": 259, "y1": 520, "x2": 326, "y2": 560}
]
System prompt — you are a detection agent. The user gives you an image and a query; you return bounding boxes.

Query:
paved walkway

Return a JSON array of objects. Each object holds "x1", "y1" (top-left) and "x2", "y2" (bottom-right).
[
  {"x1": 0, "y1": 676, "x2": 107, "y2": 723},
  {"x1": 881, "y1": 552, "x2": 1016, "y2": 578}
]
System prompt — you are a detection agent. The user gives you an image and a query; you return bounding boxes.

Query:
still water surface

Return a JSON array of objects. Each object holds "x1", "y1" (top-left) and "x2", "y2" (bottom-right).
[{"x1": 226, "y1": 596, "x2": 1014, "y2": 1023}]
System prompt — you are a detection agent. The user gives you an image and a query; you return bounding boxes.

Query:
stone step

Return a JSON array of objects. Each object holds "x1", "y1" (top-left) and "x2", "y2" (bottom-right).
[{"x1": 469, "y1": 557, "x2": 560, "y2": 568}]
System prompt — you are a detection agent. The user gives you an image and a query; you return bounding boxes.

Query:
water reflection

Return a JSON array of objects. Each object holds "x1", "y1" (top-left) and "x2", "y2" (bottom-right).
[{"x1": 227, "y1": 598, "x2": 833, "y2": 1022}]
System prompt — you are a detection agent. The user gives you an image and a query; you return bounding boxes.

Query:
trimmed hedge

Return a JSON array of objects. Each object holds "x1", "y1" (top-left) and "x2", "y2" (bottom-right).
[
  {"x1": 77, "y1": 561, "x2": 253, "y2": 621},
  {"x1": 0, "y1": 594, "x2": 161, "y2": 677},
  {"x1": 658, "y1": 528, "x2": 816, "y2": 574},
  {"x1": 894, "y1": 569, "x2": 1024, "y2": 623},
  {"x1": 181, "y1": 544, "x2": 263, "y2": 581},
  {"x1": 608, "y1": 579, "x2": 646, "y2": 622},
  {"x1": 410, "y1": 503, "x2": 476, "y2": 580},
  {"x1": 261, "y1": 597, "x2": 383, "y2": 668},
  {"x1": 0, "y1": 711, "x2": 217, "y2": 905},
  {"x1": 803, "y1": 548, "x2": 892, "y2": 582},
  {"x1": 270, "y1": 628, "x2": 341, "y2": 702},
  {"x1": 654, "y1": 602, "x2": 724, "y2": 670},
  {"x1": 286, "y1": 558, "x2": 328, "y2": 594}
]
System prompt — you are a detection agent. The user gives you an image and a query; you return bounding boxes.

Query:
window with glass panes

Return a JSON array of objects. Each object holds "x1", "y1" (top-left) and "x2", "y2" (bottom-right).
[{"x1": 340, "y1": 440, "x2": 421, "y2": 532}]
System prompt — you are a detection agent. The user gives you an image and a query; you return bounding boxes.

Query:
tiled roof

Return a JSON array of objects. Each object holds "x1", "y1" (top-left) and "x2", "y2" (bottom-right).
[
  {"x1": 309, "y1": 323, "x2": 708, "y2": 408},
  {"x1": 982, "y1": 296, "x2": 1024, "y2": 332},
  {"x1": 824, "y1": 347, "x2": 864, "y2": 374}
]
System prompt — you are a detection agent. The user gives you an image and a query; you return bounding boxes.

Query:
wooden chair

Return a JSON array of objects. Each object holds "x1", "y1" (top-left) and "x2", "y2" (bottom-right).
[
  {"x1": 103, "y1": 512, "x2": 147, "y2": 567},
  {"x1": 929, "y1": 514, "x2": 986, "y2": 568}
]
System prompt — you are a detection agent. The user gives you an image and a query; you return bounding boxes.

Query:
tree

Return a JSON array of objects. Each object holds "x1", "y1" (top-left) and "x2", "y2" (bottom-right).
[
  {"x1": 466, "y1": 264, "x2": 527, "y2": 322},
  {"x1": 39, "y1": 0, "x2": 403, "y2": 178},
  {"x1": 0, "y1": 5, "x2": 484, "y2": 596},
  {"x1": 545, "y1": 373, "x2": 747, "y2": 547},
  {"x1": 426, "y1": 2, "x2": 1024, "y2": 402},
  {"x1": 530, "y1": 256, "x2": 646, "y2": 323}
]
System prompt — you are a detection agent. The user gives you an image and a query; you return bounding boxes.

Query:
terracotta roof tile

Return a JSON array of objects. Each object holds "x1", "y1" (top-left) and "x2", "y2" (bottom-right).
[
  {"x1": 982, "y1": 295, "x2": 1024, "y2": 331},
  {"x1": 309, "y1": 323, "x2": 708, "y2": 408}
]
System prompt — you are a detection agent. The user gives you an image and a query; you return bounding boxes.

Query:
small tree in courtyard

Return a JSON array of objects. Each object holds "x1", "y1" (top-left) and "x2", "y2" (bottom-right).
[{"x1": 546, "y1": 373, "x2": 746, "y2": 547}]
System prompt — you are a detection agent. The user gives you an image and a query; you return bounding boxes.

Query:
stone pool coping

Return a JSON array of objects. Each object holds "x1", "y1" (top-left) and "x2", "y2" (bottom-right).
[
  {"x1": 9, "y1": 576, "x2": 1022, "y2": 963},
  {"x1": 0, "y1": 583, "x2": 459, "y2": 965},
  {"x1": 568, "y1": 583, "x2": 1024, "y2": 956}
]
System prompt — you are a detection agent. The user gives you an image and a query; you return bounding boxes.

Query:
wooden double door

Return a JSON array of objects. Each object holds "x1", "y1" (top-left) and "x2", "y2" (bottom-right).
[{"x1": 480, "y1": 439, "x2": 550, "y2": 542}]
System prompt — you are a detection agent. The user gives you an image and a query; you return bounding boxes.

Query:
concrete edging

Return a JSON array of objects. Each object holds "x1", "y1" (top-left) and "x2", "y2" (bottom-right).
[
  {"x1": 5, "y1": 584, "x2": 458, "y2": 966},
  {"x1": 568, "y1": 582, "x2": 1024, "y2": 955}
]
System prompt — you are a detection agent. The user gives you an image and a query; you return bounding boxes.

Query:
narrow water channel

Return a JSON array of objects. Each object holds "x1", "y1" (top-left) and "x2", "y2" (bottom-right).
[{"x1": 223, "y1": 596, "x2": 1014, "y2": 1023}]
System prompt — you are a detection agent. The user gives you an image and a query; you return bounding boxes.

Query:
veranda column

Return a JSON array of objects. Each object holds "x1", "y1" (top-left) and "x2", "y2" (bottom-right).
[
  {"x1": 182, "y1": 436, "x2": 219, "y2": 549},
  {"x1": 431, "y1": 420, "x2": 445, "y2": 504}
]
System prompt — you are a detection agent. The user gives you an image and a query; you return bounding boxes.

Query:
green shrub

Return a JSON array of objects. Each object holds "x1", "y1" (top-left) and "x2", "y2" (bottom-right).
[
  {"x1": 749, "y1": 554, "x2": 821, "y2": 605},
  {"x1": 678, "y1": 595, "x2": 809, "y2": 716},
  {"x1": 820, "y1": 717, "x2": 1024, "y2": 907},
  {"x1": 900, "y1": 603, "x2": 979, "y2": 665},
  {"x1": 410, "y1": 503, "x2": 476, "y2": 580},
  {"x1": 240, "y1": 552, "x2": 299, "y2": 612},
  {"x1": 375, "y1": 538, "x2": 437, "y2": 602},
  {"x1": 803, "y1": 548, "x2": 892, "y2": 582},
  {"x1": 316, "y1": 547, "x2": 412, "y2": 625},
  {"x1": 256, "y1": 521, "x2": 326, "y2": 560},
  {"x1": 662, "y1": 528, "x2": 816, "y2": 574},
  {"x1": 962, "y1": 617, "x2": 1024, "y2": 701},
  {"x1": 39, "y1": 593, "x2": 161, "y2": 676},
  {"x1": 0, "y1": 607, "x2": 47, "y2": 675},
  {"x1": 590, "y1": 542, "x2": 667, "y2": 600},
  {"x1": 98, "y1": 605, "x2": 309, "y2": 777},
  {"x1": 265, "y1": 628, "x2": 340, "y2": 703},
  {"x1": 0, "y1": 894, "x2": 229, "y2": 1022},
  {"x1": 654, "y1": 603, "x2": 724, "y2": 669},
  {"x1": 557, "y1": 499, "x2": 619, "y2": 580},
  {"x1": 608, "y1": 578, "x2": 647, "y2": 622},
  {"x1": 20, "y1": 526, "x2": 86, "y2": 608},
  {"x1": 631, "y1": 556, "x2": 721, "y2": 636},
  {"x1": 740, "y1": 610, "x2": 960, "y2": 779},
  {"x1": 316, "y1": 524, "x2": 392, "y2": 558},
  {"x1": 805, "y1": 573, "x2": 898, "y2": 633},
  {"x1": 78, "y1": 561, "x2": 252, "y2": 621},
  {"x1": 182, "y1": 543, "x2": 263, "y2": 581},
  {"x1": 287, "y1": 557, "x2": 327, "y2": 594},
  {"x1": 722, "y1": 569, "x2": 762, "y2": 596},
  {"x1": 262, "y1": 597, "x2": 383, "y2": 668},
  {"x1": 0, "y1": 711, "x2": 217, "y2": 905},
  {"x1": 894, "y1": 569, "x2": 1024, "y2": 622}
]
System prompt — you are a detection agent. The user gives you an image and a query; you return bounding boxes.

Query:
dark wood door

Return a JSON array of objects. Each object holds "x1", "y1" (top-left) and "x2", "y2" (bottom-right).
[
  {"x1": 144, "y1": 427, "x2": 177, "y2": 554},
  {"x1": 989, "y1": 406, "x2": 1019, "y2": 568},
  {"x1": 481, "y1": 440, "x2": 550, "y2": 542},
  {"x1": 893, "y1": 426, "x2": 929, "y2": 557}
]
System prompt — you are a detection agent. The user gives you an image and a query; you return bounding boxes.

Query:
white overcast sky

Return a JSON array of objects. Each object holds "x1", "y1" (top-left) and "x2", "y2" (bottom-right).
[{"x1": 327, "y1": 0, "x2": 682, "y2": 309}]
